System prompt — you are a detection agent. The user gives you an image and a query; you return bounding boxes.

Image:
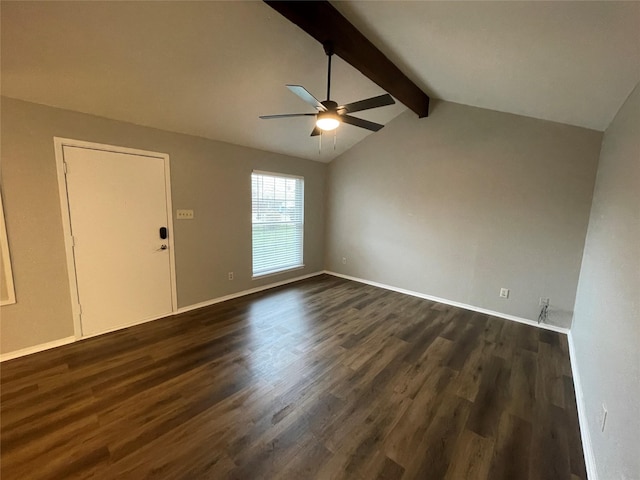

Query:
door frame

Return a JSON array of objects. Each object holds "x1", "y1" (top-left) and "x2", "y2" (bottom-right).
[{"x1": 54, "y1": 137, "x2": 178, "y2": 339}]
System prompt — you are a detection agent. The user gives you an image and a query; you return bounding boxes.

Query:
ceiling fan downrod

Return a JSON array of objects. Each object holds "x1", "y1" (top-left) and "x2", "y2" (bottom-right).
[{"x1": 324, "y1": 42, "x2": 333, "y2": 101}]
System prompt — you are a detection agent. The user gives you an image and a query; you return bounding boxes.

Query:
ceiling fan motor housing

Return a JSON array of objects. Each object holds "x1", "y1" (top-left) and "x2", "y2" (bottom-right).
[{"x1": 320, "y1": 100, "x2": 338, "y2": 112}]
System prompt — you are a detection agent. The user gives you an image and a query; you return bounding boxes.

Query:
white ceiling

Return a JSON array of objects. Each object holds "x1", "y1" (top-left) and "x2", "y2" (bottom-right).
[
  {"x1": 2, "y1": 1, "x2": 639, "y2": 162},
  {"x1": 333, "y1": 1, "x2": 640, "y2": 132}
]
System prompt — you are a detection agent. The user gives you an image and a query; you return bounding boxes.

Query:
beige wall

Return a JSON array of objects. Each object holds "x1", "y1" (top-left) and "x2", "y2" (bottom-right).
[
  {"x1": 0, "y1": 97, "x2": 326, "y2": 354},
  {"x1": 326, "y1": 100, "x2": 602, "y2": 327},
  {"x1": 571, "y1": 83, "x2": 639, "y2": 479}
]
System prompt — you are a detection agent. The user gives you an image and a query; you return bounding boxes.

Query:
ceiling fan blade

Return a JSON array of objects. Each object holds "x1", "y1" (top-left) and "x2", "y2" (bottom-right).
[
  {"x1": 259, "y1": 113, "x2": 317, "y2": 119},
  {"x1": 340, "y1": 115, "x2": 384, "y2": 132},
  {"x1": 340, "y1": 94, "x2": 395, "y2": 114},
  {"x1": 310, "y1": 126, "x2": 322, "y2": 137},
  {"x1": 287, "y1": 85, "x2": 326, "y2": 111}
]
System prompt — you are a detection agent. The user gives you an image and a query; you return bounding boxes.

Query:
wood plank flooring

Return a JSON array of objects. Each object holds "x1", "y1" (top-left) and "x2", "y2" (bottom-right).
[{"x1": 0, "y1": 274, "x2": 586, "y2": 479}]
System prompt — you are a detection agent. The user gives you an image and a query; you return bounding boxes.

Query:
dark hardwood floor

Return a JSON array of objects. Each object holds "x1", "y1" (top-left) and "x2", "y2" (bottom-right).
[{"x1": 0, "y1": 274, "x2": 586, "y2": 479}]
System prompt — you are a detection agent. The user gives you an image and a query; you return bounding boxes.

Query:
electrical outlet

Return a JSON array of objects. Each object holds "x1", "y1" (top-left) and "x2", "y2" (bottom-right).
[
  {"x1": 176, "y1": 209, "x2": 194, "y2": 219},
  {"x1": 539, "y1": 297, "x2": 550, "y2": 306},
  {"x1": 499, "y1": 288, "x2": 509, "y2": 298},
  {"x1": 342, "y1": 257, "x2": 347, "y2": 265},
  {"x1": 228, "y1": 272, "x2": 234, "y2": 281},
  {"x1": 601, "y1": 404, "x2": 608, "y2": 432}
]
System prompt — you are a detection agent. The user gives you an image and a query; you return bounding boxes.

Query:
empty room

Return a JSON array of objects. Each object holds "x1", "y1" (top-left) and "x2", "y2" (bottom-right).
[{"x1": 1, "y1": 1, "x2": 638, "y2": 479}]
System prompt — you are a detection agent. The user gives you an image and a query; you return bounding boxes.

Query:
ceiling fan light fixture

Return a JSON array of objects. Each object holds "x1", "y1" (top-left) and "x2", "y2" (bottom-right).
[{"x1": 316, "y1": 112, "x2": 340, "y2": 131}]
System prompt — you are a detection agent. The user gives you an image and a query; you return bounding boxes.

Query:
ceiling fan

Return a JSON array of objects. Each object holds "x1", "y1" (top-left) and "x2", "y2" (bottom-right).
[{"x1": 259, "y1": 43, "x2": 396, "y2": 136}]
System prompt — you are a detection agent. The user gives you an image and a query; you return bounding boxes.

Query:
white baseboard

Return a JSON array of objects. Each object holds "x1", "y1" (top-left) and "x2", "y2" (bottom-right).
[
  {"x1": 80, "y1": 311, "x2": 174, "y2": 340},
  {"x1": 0, "y1": 336, "x2": 76, "y2": 362},
  {"x1": 567, "y1": 331, "x2": 598, "y2": 480},
  {"x1": 1, "y1": 271, "x2": 325, "y2": 362},
  {"x1": 324, "y1": 271, "x2": 569, "y2": 335},
  {"x1": 176, "y1": 271, "x2": 325, "y2": 314}
]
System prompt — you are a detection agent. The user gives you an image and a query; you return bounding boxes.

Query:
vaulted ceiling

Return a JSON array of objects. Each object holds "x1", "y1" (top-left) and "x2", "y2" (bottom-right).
[{"x1": 2, "y1": 1, "x2": 639, "y2": 162}]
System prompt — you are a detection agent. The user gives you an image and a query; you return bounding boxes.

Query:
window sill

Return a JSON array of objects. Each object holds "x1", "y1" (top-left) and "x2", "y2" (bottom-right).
[{"x1": 252, "y1": 265, "x2": 305, "y2": 280}]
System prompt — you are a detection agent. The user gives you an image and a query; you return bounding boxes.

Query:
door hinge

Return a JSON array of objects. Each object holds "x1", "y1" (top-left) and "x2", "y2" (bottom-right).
[
  {"x1": 78, "y1": 304, "x2": 82, "y2": 315},
  {"x1": 63, "y1": 162, "x2": 68, "y2": 174},
  {"x1": 71, "y1": 236, "x2": 76, "y2": 247}
]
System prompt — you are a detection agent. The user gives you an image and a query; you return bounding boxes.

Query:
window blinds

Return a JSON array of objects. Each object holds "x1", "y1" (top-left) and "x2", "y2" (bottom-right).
[{"x1": 251, "y1": 172, "x2": 304, "y2": 277}]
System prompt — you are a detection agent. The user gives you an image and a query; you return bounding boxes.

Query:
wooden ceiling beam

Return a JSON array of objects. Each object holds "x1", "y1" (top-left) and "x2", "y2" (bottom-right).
[{"x1": 264, "y1": 0, "x2": 430, "y2": 118}]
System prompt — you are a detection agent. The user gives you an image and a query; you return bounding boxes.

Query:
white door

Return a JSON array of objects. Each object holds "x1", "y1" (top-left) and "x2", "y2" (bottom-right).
[{"x1": 62, "y1": 145, "x2": 174, "y2": 337}]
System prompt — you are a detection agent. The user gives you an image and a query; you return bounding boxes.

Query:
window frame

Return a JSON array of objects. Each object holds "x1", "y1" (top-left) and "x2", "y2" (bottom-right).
[{"x1": 251, "y1": 170, "x2": 305, "y2": 279}]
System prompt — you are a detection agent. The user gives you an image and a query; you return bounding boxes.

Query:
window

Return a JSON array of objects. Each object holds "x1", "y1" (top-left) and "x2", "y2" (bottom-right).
[{"x1": 251, "y1": 171, "x2": 304, "y2": 277}]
